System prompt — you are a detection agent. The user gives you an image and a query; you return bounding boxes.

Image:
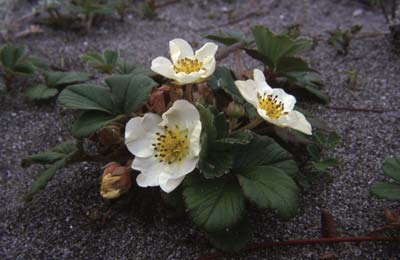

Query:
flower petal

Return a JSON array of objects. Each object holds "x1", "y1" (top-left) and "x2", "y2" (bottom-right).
[
  {"x1": 125, "y1": 113, "x2": 162, "y2": 157},
  {"x1": 170, "y1": 38, "x2": 194, "y2": 64},
  {"x1": 195, "y1": 42, "x2": 218, "y2": 61},
  {"x1": 253, "y1": 68, "x2": 266, "y2": 83},
  {"x1": 201, "y1": 57, "x2": 216, "y2": 78},
  {"x1": 132, "y1": 156, "x2": 161, "y2": 187},
  {"x1": 161, "y1": 99, "x2": 200, "y2": 131},
  {"x1": 235, "y1": 79, "x2": 258, "y2": 107},
  {"x1": 271, "y1": 88, "x2": 296, "y2": 112},
  {"x1": 189, "y1": 121, "x2": 202, "y2": 156},
  {"x1": 173, "y1": 71, "x2": 204, "y2": 85},
  {"x1": 275, "y1": 110, "x2": 312, "y2": 135},
  {"x1": 158, "y1": 173, "x2": 186, "y2": 193},
  {"x1": 151, "y1": 56, "x2": 176, "y2": 79}
]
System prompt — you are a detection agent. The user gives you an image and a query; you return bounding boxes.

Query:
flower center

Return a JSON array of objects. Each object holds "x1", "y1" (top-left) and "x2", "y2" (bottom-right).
[
  {"x1": 257, "y1": 93, "x2": 285, "y2": 119},
  {"x1": 153, "y1": 125, "x2": 190, "y2": 164},
  {"x1": 173, "y1": 58, "x2": 204, "y2": 74}
]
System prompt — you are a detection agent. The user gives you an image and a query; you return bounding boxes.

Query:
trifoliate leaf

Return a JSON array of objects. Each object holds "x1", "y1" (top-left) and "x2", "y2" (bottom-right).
[
  {"x1": 44, "y1": 71, "x2": 91, "y2": 87},
  {"x1": 25, "y1": 84, "x2": 59, "y2": 100},
  {"x1": 183, "y1": 176, "x2": 246, "y2": 232},
  {"x1": 208, "y1": 66, "x2": 245, "y2": 104},
  {"x1": 383, "y1": 156, "x2": 400, "y2": 182},
  {"x1": 57, "y1": 83, "x2": 115, "y2": 114},
  {"x1": 105, "y1": 74, "x2": 157, "y2": 114},
  {"x1": 237, "y1": 166, "x2": 299, "y2": 218},
  {"x1": 71, "y1": 111, "x2": 123, "y2": 138},
  {"x1": 371, "y1": 182, "x2": 400, "y2": 201}
]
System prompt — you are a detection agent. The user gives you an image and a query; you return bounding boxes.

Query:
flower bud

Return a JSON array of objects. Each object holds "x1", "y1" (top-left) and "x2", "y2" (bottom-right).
[
  {"x1": 224, "y1": 102, "x2": 245, "y2": 118},
  {"x1": 100, "y1": 162, "x2": 132, "y2": 199},
  {"x1": 98, "y1": 123, "x2": 123, "y2": 146}
]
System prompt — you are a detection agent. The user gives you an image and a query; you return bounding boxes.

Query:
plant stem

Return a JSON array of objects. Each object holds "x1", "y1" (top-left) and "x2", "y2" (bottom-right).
[
  {"x1": 196, "y1": 236, "x2": 400, "y2": 260},
  {"x1": 380, "y1": 0, "x2": 391, "y2": 23},
  {"x1": 235, "y1": 49, "x2": 243, "y2": 80},
  {"x1": 231, "y1": 117, "x2": 264, "y2": 135},
  {"x1": 215, "y1": 42, "x2": 245, "y2": 61}
]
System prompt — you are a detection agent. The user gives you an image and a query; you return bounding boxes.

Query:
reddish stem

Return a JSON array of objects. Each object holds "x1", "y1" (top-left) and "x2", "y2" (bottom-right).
[
  {"x1": 196, "y1": 236, "x2": 400, "y2": 260},
  {"x1": 155, "y1": 0, "x2": 179, "y2": 9},
  {"x1": 235, "y1": 49, "x2": 243, "y2": 80}
]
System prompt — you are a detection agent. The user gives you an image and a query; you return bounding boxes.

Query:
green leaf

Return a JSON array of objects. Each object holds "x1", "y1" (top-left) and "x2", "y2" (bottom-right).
[
  {"x1": 25, "y1": 84, "x2": 59, "y2": 100},
  {"x1": 307, "y1": 144, "x2": 321, "y2": 161},
  {"x1": 251, "y1": 25, "x2": 312, "y2": 67},
  {"x1": 44, "y1": 71, "x2": 91, "y2": 87},
  {"x1": 81, "y1": 49, "x2": 120, "y2": 73},
  {"x1": 116, "y1": 61, "x2": 156, "y2": 76},
  {"x1": 237, "y1": 166, "x2": 299, "y2": 218},
  {"x1": 244, "y1": 48, "x2": 274, "y2": 68},
  {"x1": 24, "y1": 159, "x2": 66, "y2": 201},
  {"x1": 71, "y1": 111, "x2": 122, "y2": 138},
  {"x1": 197, "y1": 106, "x2": 238, "y2": 178},
  {"x1": 198, "y1": 104, "x2": 217, "y2": 141},
  {"x1": 13, "y1": 63, "x2": 35, "y2": 75},
  {"x1": 204, "y1": 30, "x2": 250, "y2": 46},
  {"x1": 371, "y1": 182, "x2": 400, "y2": 201},
  {"x1": 214, "y1": 112, "x2": 229, "y2": 139},
  {"x1": 208, "y1": 215, "x2": 251, "y2": 252},
  {"x1": 383, "y1": 156, "x2": 400, "y2": 182},
  {"x1": 21, "y1": 140, "x2": 78, "y2": 167},
  {"x1": 276, "y1": 57, "x2": 315, "y2": 74},
  {"x1": 183, "y1": 176, "x2": 246, "y2": 232},
  {"x1": 106, "y1": 74, "x2": 156, "y2": 114},
  {"x1": 199, "y1": 146, "x2": 234, "y2": 178},
  {"x1": 312, "y1": 158, "x2": 340, "y2": 172},
  {"x1": 216, "y1": 130, "x2": 253, "y2": 146},
  {"x1": 27, "y1": 57, "x2": 49, "y2": 70},
  {"x1": 233, "y1": 133, "x2": 294, "y2": 171},
  {"x1": 208, "y1": 66, "x2": 245, "y2": 104},
  {"x1": 314, "y1": 130, "x2": 340, "y2": 149},
  {"x1": 286, "y1": 72, "x2": 329, "y2": 104},
  {"x1": 0, "y1": 44, "x2": 26, "y2": 69},
  {"x1": 57, "y1": 84, "x2": 114, "y2": 114}
]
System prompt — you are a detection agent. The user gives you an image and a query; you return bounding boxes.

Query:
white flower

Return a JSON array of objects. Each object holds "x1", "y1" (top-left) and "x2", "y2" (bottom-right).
[
  {"x1": 151, "y1": 38, "x2": 218, "y2": 85},
  {"x1": 234, "y1": 69, "x2": 312, "y2": 135},
  {"x1": 125, "y1": 100, "x2": 202, "y2": 193}
]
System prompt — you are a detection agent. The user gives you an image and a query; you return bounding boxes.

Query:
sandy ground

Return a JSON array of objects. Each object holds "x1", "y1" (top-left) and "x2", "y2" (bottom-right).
[{"x1": 1, "y1": 0, "x2": 400, "y2": 259}]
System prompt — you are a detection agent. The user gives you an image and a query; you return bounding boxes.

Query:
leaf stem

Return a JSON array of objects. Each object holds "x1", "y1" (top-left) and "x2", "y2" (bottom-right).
[
  {"x1": 231, "y1": 117, "x2": 264, "y2": 135},
  {"x1": 196, "y1": 236, "x2": 400, "y2": 260},
  {"x1": 235, "y1": 49, "x2": 243, "y2": 80}
]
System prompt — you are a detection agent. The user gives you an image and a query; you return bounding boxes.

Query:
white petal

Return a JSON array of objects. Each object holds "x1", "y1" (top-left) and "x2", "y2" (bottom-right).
[
  {"x1": 234, "y1": 79, "x2": 258, "y2": 107},
  {"x1": 169, "y1": 38, "x2": 194, "y2": 64},
  {"x1": 189, "y1": 121, "x2": 202, "y2": 156},
  {"x1": 161, "y1": 99, "x2": 200, "y2": 131},
  {"x1": 276, "y1": 110, "x2": 312, "y2": 135},
  {"x1": 158, "y1": 173, "x2": 186, "y2": 193},
  {"x1": 201, "y1": 57, "x2": 216, "y2": 78},
  {"x1": 253, "y1": 69, "x2": 266, "y2": 83},
  {"x1": 271, "y1": 88, "x2": 296, "y2": 112},
  {"x1": 194, "y1": 42, "x2": 218, "y2": 61},
  {"x1": 173, "y1": 71, "x2": 203, "y2": 85},
  {"x1": 132, "y1": 156, "x2": 162, "y2": 187},
  {"x1": 163, "y1": 155, "x2": 199, "y2": 178},
  {"x1": 151, "y1": 56, "x2": 176, "y2": 79},
  {"x1": 125, "y1": 113, "x2": 162, "y2": 157}
]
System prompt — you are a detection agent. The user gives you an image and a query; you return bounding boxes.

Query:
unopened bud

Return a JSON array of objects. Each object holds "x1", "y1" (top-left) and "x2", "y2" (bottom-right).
[
  {"x1": 98, "y1": 123, "x2": 123, "y2": 146},
  {"x1": 100, "y1": 162, "x2": 132, "y2": 199},
  {"x1": 224, "y1": 102, "x2": 245, "y2": 118}
]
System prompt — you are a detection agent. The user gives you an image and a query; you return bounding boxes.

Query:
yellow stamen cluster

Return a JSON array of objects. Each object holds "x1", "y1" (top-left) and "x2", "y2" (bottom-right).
[
  {"x1": 257, "y1": 93, "x2": 286, "y2": 119},
  {"x1": 173, "y1": 58, "x2": 204, "y2": 74},
  {"x1": 153, "y1": 125, "x2": 190, "y2": 164}
]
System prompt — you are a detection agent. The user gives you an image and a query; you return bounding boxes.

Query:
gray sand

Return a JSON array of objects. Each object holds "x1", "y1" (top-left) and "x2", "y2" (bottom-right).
[{"x1": 1, "y1": 0, "x2": 399, "y2": 259}]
